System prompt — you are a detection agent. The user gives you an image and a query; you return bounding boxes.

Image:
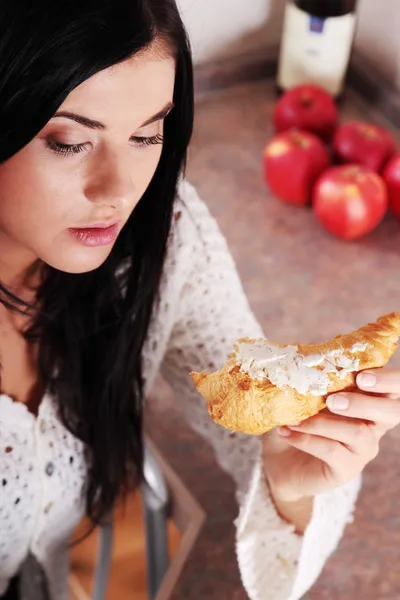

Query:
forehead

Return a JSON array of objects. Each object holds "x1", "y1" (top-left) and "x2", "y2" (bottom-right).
[{"x1": 58, "y1": 44, "x2": 176, "y2": 125}]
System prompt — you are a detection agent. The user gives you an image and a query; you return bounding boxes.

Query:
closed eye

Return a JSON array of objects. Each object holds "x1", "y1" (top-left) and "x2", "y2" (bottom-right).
[
  {"x1": 46, "y1": 139, "x2": 87, "y2": 155},
  {"x1": 131, "y1": 133, "x2": 164, "y2": 147},
  {"x1": 46, "y1": 133, "x2": 164, "y2": 156}
]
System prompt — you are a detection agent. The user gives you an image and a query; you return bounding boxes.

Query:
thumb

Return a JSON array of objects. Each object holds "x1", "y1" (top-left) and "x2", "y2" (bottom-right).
[{"x1": 262, "y1": 428, "x2": 292, "y2": 456}]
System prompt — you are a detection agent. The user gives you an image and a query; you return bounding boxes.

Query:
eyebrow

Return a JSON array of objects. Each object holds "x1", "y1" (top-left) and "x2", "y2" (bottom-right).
[{"x1": 52, "y1": 101, "x2": 175, "y2": 131}]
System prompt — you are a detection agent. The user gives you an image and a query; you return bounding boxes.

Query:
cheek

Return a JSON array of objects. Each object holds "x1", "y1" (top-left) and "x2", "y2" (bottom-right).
[
  {"x1": 0, "y1": 158, "x2": 39, "y2": 222},
  {"x1": 0, "y1": 150, "x2": 78, "y2": 235},
  {"x1": 134, "y1": 147, "x2": 164, "y2": 196}
]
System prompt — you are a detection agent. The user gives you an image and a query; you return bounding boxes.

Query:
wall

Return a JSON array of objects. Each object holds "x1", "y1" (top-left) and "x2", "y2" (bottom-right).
[
  {"x1": 354, "y1": 0, "x2": 400, "y2": 89},
  {"x1": 178, "y1": 0, "x2": 400, "y2": 89},
  {"x1": 176, "y1": 0, "x2": 284, "y2": 63}
]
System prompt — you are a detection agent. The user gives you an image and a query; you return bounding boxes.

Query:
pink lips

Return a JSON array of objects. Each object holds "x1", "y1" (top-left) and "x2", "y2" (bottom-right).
[{"x1": 69, "y1": 222, "x2": 120, "y2": 247}]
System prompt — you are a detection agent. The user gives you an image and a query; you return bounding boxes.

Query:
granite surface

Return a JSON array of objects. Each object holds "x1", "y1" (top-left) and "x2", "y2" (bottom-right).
[{"x1": 147, "y1": 80, "x2": 400, "y2": 599}]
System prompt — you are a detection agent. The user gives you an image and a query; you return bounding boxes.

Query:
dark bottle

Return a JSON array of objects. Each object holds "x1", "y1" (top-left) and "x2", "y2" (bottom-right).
[{"x1": 277, "y1": 0, "x2": 358, "y2": 97}]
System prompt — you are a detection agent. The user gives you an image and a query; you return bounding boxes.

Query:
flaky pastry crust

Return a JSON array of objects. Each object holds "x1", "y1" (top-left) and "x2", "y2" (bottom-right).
[{"x1": 190, "y1": 313, "x2": 400, "y2": 434}]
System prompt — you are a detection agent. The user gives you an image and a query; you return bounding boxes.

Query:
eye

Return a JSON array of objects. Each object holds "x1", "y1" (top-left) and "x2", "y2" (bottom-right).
[
  {"x1": 131, "y1": 133, "x2": 164, "y2": 148},
  {"x1": 46, "y1": 138, "x2": 87, "y2": 156}
]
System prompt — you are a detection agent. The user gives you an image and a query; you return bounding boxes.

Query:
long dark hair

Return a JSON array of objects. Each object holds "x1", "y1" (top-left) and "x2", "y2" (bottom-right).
[{"x1": 0, "y1": 0, "x2": 194, "y2": 524}]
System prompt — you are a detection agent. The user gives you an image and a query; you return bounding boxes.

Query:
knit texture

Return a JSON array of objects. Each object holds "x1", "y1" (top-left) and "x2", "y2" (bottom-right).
[{"x1": 0, "y1": 180, "x2": 360, "y2": 599}]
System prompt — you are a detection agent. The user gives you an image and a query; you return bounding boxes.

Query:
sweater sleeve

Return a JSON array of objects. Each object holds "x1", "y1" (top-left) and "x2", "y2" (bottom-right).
[{"x1": 159, "y1": 179, "x2": 361, "y2": 600}]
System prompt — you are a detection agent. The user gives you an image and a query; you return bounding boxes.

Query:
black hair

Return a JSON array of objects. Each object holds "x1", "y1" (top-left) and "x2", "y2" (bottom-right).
[{"x1": 0, "y1": 0, "x2": 194, "y2": 524}]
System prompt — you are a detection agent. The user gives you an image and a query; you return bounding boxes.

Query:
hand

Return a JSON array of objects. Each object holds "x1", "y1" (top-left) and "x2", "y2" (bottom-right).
[{"x1": 262, "y1": 369, "x2": 400, "y2": 503}]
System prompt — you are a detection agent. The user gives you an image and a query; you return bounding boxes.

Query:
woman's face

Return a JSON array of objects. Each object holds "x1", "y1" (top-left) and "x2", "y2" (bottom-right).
[{"x1": 0, "y1": 47, "x2": 176, "y2": 276}]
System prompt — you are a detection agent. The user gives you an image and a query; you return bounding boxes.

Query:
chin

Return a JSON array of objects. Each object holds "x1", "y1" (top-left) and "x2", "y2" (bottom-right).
[{"x1": 44, "y1": 245, "x2": 114, "y2": 274}]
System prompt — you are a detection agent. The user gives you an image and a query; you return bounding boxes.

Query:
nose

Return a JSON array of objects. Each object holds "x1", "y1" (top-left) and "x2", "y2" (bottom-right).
[{"x1": 84, "y1": 149, "x2": 135, "y2": 211}]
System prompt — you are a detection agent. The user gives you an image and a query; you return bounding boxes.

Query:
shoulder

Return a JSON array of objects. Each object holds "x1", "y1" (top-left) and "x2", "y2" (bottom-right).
[
  {"x1": 176, "y1": 178, "x2": 226, "y2": 234},
  {"x1": 169, "y1": 178, "x2": 227, "y2": 258},
  {"x1": 158, "y1": 179, "x2": 221, "y2": 308},
  {"x1": 165, "y1": 180, "x2": 204, "y2": 268}
]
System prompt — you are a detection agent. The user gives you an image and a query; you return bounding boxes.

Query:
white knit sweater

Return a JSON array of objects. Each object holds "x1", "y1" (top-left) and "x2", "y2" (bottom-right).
[{"x1": 0, "y1": 180, "x2": 361, "y2": 599}]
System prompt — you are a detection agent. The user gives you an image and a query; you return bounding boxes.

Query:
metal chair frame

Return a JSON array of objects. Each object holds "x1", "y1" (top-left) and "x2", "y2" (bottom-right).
[{"x1": 91, "y1": 444, "x2": 170, "y2": 600}]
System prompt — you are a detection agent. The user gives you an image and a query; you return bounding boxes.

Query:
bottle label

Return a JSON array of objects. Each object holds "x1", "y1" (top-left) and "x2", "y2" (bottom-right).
[
  {"x1": 309, "y1": 16, "x2": 325, "y2": 34},
  {"x1": 277, "y1": 2, "x2": 356, "y2": 96}
]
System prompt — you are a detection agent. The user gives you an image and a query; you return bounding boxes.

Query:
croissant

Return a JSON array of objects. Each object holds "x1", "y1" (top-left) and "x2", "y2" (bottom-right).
[{"x1": 190, "y1": 312, "x2": 400, "y2": 435}]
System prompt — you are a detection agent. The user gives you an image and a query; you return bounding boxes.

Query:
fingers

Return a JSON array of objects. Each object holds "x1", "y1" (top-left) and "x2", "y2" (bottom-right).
[
  {"x1": 262, "y1": 428, "x2": 296, "y2": 455},
  {"x1": 277, "y1": 423, "x2": 379, "y2": 480},
  {"x1": 284, "y1": 414, "x2": 378, "y2": 455},
  {"x1": 356, "y1": 369, "x2": 400, "y2": 396},
  {"x1": 276, "y1": 429, "x2": 351, "y2": 469},
  {"x1": 326, "y1": 391, "x2": 400, "y2": 429}
]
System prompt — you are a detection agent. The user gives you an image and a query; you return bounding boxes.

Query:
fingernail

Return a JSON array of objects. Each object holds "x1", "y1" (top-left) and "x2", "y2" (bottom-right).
[
  {"x1": 327, "y1": 394, "x2": 349, "y2": 411},
  {"x1": 277, "y1": 426, "x2": 292, "y2": 437},
  {"x1": 288, "y1": 422, "x2": 302, "y2": 428},
  {"x1": 357, "y1": 372, "x2": 377, "y2": 388}
]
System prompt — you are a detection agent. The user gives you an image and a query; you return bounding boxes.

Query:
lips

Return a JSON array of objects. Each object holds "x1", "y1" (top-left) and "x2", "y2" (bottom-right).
[
  {"x1": 75, "y1": 220, "x2": 120, "y2": 229},
  {"x1": 69, "y1": 222, "x2": 120, "y2": 247}
]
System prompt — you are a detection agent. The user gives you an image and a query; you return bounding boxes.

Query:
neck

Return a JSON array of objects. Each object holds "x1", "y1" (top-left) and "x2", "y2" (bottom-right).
[{"x1": 0, "y1": 231, "x2": 42, "y2": 302}]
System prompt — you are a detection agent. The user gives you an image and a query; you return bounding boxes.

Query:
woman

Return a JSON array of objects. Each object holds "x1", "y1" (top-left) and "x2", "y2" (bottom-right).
[{"x1": 0, "y1": 1, "x2": 399, "y2": 599}]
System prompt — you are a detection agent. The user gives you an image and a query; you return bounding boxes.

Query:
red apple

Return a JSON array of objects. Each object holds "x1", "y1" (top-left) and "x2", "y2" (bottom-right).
[
  {"x1": 382, "y1": 153, "x2": 400, "y2": 219},
  {"x1": 273, "y1": 84, "x2": 338, "y2": 142},
  {"x1": 264, "y1": 129, "x2": 331, "y2": 206},
  {"x1": 333, "y1": 121, "x2": 396, "y2": 172},
  {"x1": 313, "y1": 164, "x2": 388, "y2": 240}
]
